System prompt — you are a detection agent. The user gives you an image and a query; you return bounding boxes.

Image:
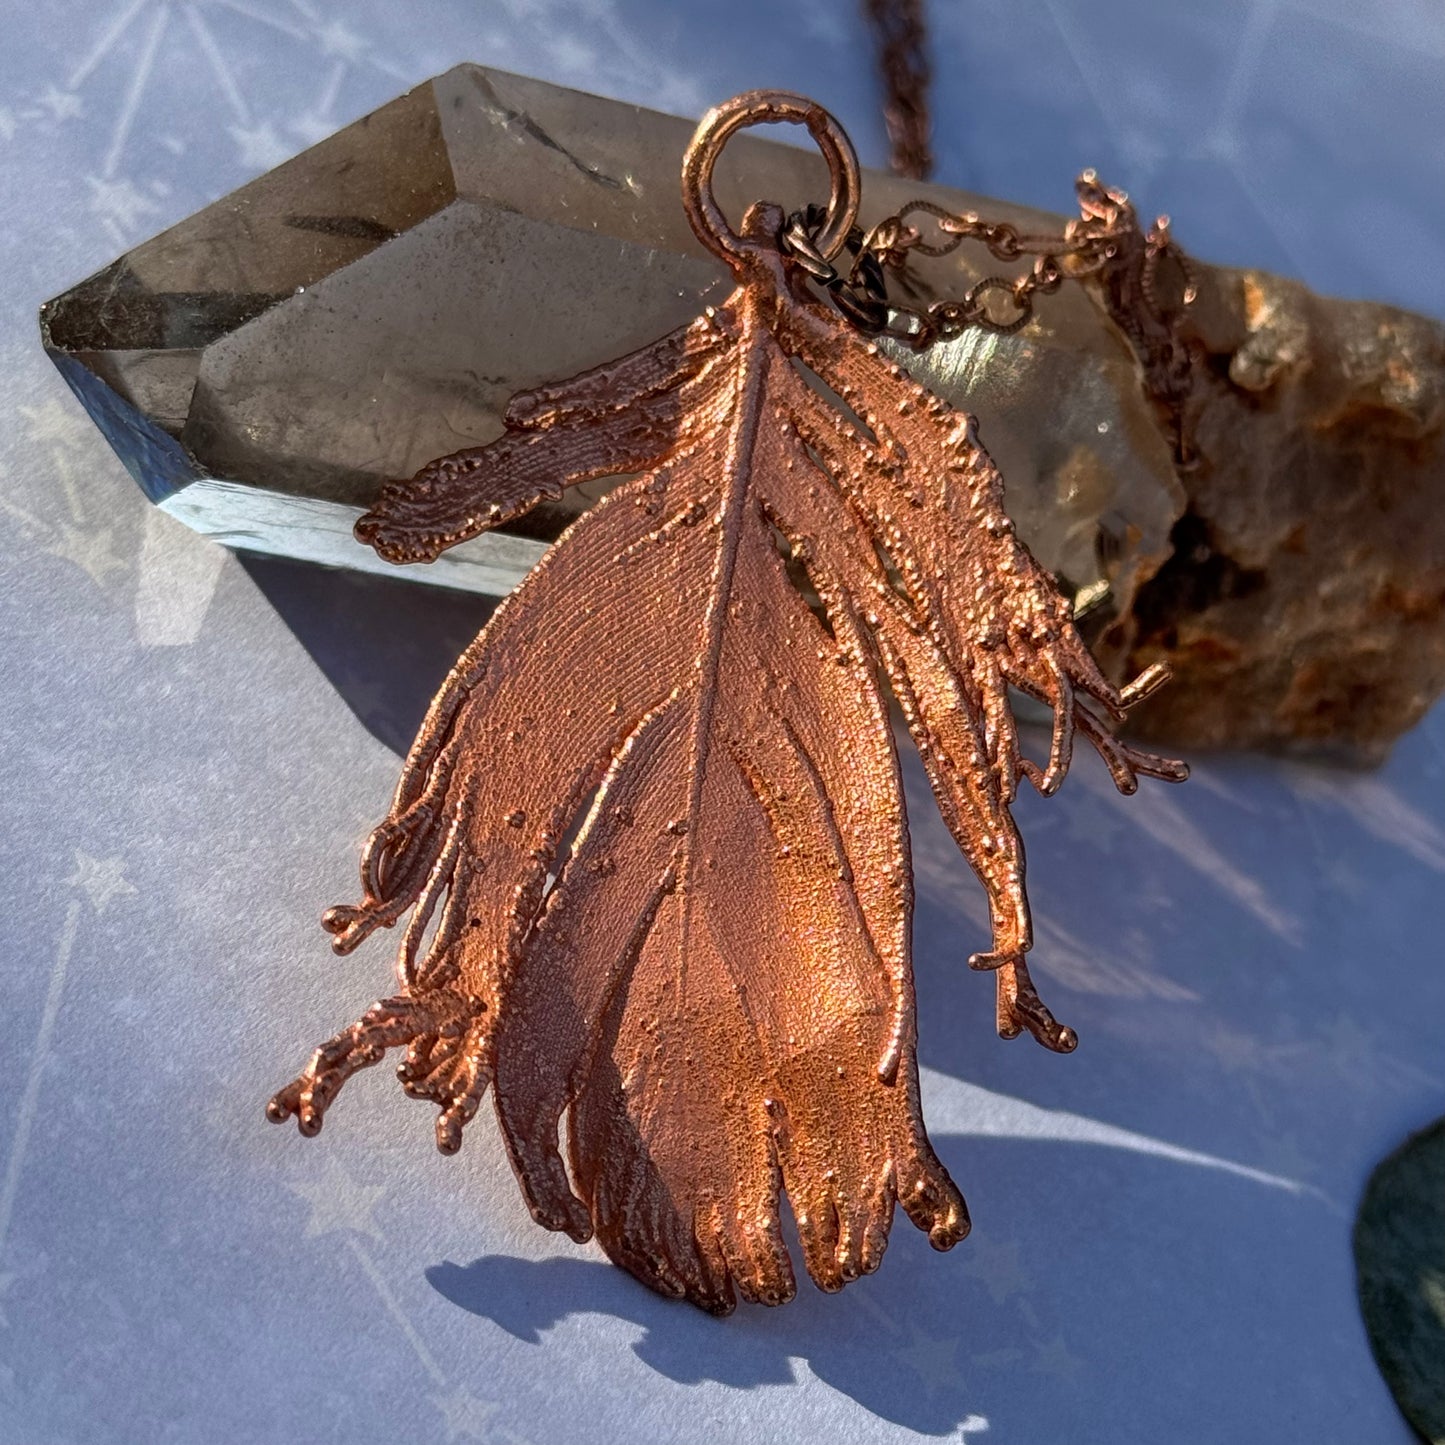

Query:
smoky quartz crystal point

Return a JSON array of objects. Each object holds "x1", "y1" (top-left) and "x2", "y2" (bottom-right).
[{"x1": 40, "y1": 65, "x2": 1445, "y2": 760}]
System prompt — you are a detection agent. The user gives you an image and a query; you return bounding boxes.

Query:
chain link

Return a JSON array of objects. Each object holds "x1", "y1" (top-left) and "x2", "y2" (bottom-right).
[
  {"x1": 782, "y1": 202, "x2": 1077, "y2": 346},
  {"x1": 850, "y1": 3, "x2": 1202, "y2": 463},
  {"x1": 780, "y1": 173, "x2": 1202, "y2": 461}
]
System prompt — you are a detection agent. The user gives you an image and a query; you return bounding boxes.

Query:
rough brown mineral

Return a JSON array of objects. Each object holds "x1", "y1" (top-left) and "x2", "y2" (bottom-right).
[
  {"x1": 38, "y1": 65, "x2": 1445, "y2": 762},
  {"x1": 1102, "y1": 268, "x2": 1445, "y2": 762}
]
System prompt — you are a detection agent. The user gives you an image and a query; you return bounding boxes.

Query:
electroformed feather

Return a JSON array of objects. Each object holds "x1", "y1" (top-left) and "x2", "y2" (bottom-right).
[{"x1": 267, "y1": 92, "x2": 1186, "y2": 1314}]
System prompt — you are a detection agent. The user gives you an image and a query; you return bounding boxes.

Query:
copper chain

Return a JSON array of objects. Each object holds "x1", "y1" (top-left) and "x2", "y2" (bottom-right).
[
  {"x1": 783, "y1": 200, "x2": 1079, "y2": 345},
  {"x1": 781, "y1": 174, "x2": 1202, "y2": 462},
  {"x1": 852, "y1": 1, "x2": 1203, "y2": 462},
  {"x1": 862, "y1": 0, "x2": 933, "y2": 180}
]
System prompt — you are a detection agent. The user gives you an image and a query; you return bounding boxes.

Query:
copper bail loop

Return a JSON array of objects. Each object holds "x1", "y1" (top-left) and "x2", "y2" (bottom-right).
[{"x1": 681, "y1": 91, "x2": 861, "y2": 266}]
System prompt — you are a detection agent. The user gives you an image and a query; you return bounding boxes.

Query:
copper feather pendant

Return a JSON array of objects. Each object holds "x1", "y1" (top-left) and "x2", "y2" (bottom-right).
[{"x1": 267, "y1": 92, "x2": 1188, "y2": 1314}]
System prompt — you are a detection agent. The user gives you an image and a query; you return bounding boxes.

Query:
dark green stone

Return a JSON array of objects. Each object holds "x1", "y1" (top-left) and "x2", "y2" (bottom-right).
[{"x1": 1356, "y1": 1117, "x2": 1445, "y2": 1443}]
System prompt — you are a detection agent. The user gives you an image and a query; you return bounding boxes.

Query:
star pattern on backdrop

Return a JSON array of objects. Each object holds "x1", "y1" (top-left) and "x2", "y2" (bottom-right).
[
  {"x1": 37, "y1": 84, "x2": 85, "y2": 122},
  {"x1": 67, "y1": 851, "x2": 136, "y2": 915},
  {"x1": 43, "y1": 519, "x2": 130, "y2": 586},
  {"x1": 5, "y1": 401, "x2": 136, "y2": 587},
  {"x1": 1319, "y1": 1011, "x2": 1442, "y2": 1092},
  {"x1": 289, "y1": 1155, "x2": 386, "y2": 1241},
  {"x1": 85, "y1": 175, "x2": 163, "y2": 239},
  {"x1": 48, "y1": 0, "x2": 415, "y2": 229},
  {"x1": 0, "y1": 81, "x2": 84, "y2": 146},
  {"x1": 894, "y1": 1323, "x2": 965, "y2": 1395},
  {"x1": 1196, "y1": 1020, "x2": 1312, "y2": 1079},
  {"x1": 314, "y1": 18, "x2": 368, "y2": 63},
  {"x1": 972, "y1": 1347, "x2": 1025, "y2": 1370},
  {"x1": 1031, "y1": 1336, "x2": 1086, "y2": 1383},
  {"x1": 227, "y1": 120, "x2": 295, "y2": 170},
  {"x1": 432, "y1": 1385, "x2": 503, "y2": 1444},
  {"x1": 18, "y1": 399, "x2": 92, "y2": 457},
  {"x1": 958, "y1": 1236, "x2": 1030, "y2": 1305},
  {"x1": 107, "y1": 993, "x2": 149, "y2": 1026},
  {"x1": 0, "y1": 479, "x2": 132, "y2": 592}
]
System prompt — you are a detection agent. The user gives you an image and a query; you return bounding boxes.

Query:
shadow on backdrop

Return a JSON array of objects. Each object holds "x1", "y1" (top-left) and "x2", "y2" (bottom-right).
[
  {"x1": 426, "y1": 1130, "x2": 1334, "y2": 1441},
  {"x1": 241, "y1": 537, "x2": 1433, "y2": 1438},
  {"x1": 235, "y1": 544, "x2": 1442, "y2": 1148},
  {"x1": 239, "y1": 551, "x2": 498, "y2": 755}
]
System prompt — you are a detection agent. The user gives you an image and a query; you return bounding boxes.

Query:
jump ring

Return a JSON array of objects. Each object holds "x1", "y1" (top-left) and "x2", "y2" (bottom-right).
[{"x1": 681, "y1": 91, "x2": 861, "y2": 266}]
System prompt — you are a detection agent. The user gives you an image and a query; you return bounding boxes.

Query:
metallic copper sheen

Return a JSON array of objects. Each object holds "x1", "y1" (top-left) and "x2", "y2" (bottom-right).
[{"x1": 267, "y1": 91, "x2": 1188, "y2": 1314}]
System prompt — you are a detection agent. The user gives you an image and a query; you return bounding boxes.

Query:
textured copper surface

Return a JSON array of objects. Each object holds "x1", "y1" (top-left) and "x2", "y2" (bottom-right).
[{"x1": 268, "y1": 91, "x2": 1187, "y2": 1313}]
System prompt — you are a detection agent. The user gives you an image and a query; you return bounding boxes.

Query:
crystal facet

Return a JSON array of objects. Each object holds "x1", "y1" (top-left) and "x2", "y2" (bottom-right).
[
  {"x1": 38, "y1": 66, "x2": 1181, "y2": 609},
  {"x1": 39, "y1": 66, "x2": 1445, "y2": 760}
]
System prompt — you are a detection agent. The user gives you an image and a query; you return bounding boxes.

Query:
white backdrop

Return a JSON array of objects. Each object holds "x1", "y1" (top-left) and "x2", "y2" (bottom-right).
[{"x1": 2, "y1": 2, "x2": 1443, "y2": 1442}]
